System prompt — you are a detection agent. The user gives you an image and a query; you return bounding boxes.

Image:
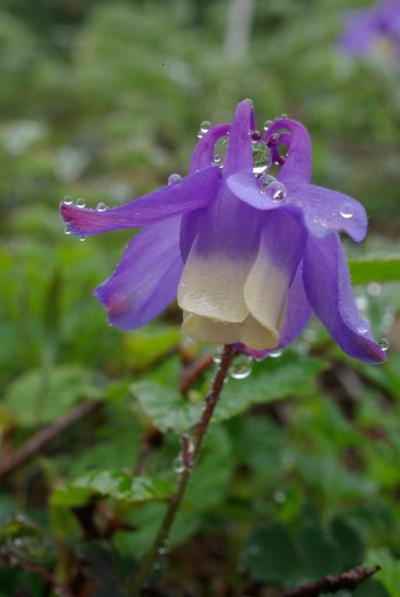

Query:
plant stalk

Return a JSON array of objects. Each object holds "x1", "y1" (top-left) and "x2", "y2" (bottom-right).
[{"x1": 132, "y1": 344, "x2": 236, "y2": 593}]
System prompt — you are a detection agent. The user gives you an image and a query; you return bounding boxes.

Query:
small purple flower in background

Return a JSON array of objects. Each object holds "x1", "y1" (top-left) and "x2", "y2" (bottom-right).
[
  {"x1": 339, "y1": 0, "x2": 400, "y2": 57},
  {"x1": 61, "y1": 100, "x2": 386, "y2": 364}
]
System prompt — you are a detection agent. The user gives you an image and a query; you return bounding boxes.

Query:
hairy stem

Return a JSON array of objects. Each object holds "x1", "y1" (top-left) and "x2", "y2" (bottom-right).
[{"x1": 132, "y1": 344, "x2": 235, "y2": 593}]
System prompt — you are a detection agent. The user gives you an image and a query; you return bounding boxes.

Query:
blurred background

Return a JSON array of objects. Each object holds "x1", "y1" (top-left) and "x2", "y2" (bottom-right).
[{"x1": 1, "y1": 0, "x2": 400, "y2": 595}]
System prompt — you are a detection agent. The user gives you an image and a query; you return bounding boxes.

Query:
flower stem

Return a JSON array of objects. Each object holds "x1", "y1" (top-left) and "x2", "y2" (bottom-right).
[{"x1": 132, "y1": 344, "x2": 236, "y2": 593}]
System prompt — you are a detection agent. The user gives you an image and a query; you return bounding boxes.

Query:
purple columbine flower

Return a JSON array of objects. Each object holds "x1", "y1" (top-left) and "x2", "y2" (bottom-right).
[
  {"x1": 61, "y1": 100, "x2": 386, "y2": 364},
  {"x1": 338, "y1": 0, "x2": 400, "y2": 56}
]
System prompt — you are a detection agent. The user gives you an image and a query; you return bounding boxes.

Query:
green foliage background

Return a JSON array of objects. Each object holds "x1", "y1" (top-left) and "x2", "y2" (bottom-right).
[{"x1": 0, "y1": 0, "x2": 400, "y2": 594}]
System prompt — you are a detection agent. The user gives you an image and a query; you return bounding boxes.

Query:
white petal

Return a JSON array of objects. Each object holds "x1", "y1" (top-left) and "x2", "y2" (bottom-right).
[
  {"x1": 178, "y1": 245, "x2": 250, "y2": 323},
  {"x1": 182, "y1": 312, "x2": 280, "y2": 351}
]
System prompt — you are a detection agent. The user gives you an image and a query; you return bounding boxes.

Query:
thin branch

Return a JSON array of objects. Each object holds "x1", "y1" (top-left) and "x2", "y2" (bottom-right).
[
  {"x1": 179, "y1": 353, "x2": 214, "y2": 395},
  {"x1": 282, "y1": 564, "x2": 380, "y2": 597},
  {"x1": 1, "y1": 547, "x2": 73, "y2": 597},
  {"x1": 0, "y1": 399, "x2": 102, "y2": 479},
  {"x1": 132, "y1": 345, "x2": 236, "y2": 593}
]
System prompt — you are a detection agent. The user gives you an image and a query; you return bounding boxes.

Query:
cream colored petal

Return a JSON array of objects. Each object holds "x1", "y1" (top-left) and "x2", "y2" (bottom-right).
[
  {"x1": 239, "y1": 314, "x2": 281, "y2": 350},
  {"x1": 182, "y1": 312, "x2": 282, "y2": 351},
  {"x1": 244, "y1": 248, "x2": 289, "y2": 343},
  {"x1": 178, "y1": 241, "x2": 250, "y2": 323},
  {"x1": 183, "y1": 313, "x2": 241, "y2": 344}
]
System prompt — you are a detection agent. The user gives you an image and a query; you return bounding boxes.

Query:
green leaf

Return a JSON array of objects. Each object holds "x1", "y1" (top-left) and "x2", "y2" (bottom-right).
[
  {"x1": 244, "y1": 520, "x2": 303, "y2": 585},
  {"x1": 123, "y1": 324, "x2": 180, "y2": 369},
  {"x1": 132, "y1": 352, "x2": 325, "y2": 433},
  {"x1": 5, "y1": 365, "x2": 103, "y2": 427},
  {"x1": 330, "y1": 516, "x2": 364, "y2": 571},
  {"x1": 132, "y1": 380, "x2": 201, "y2": 433},
  {"x1": 298, "y1": 521, "x2": 337, "y2": 579},
  {"x1": 349, "y1": 257, "x2": 400, "y2": 285},
  {"x1": 366, "y1": 547, "x2": 400, "y2": 596},
  {"x1": 52, "y1": 471, "x2": 174, "y2": 507}
]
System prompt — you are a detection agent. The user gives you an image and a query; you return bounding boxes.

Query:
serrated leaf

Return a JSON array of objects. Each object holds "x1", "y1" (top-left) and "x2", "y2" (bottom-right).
[
  {"x1": 349, "y1": 257, "x2": 400, "y2": 285},
  {"x1": 132, "y1": 353, "x2": 325, "y2": 433},
  {"x1": 244, "y1": 520, "x2": 303, "y2": 585},
  {"x1": 53, "y1": 471, "x2": 174, "y2": 506},
  {"x1": 366, "y1": 547, "x2": 400, "y2": 596}
]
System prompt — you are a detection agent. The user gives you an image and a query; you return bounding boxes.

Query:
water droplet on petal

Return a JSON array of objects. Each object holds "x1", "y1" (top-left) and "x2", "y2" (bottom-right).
[
  {"x1": 280, "y1": 113, "x2": 288, "y2": 119},
  {"x1": 79, "y1": 235, "x2": 87, "y2": 242},
  {"x1": 230, "y1": 355, "x2": 253, "y2": 380},
  {"x1": 63, "y1": 195, "x2": 73, "y2": 205},
  {"x1": 340, "y1": 203, "x2": 353, "y2": 219},
  {"x1": 200, "y1": 120, "x2": 212, "y2": 134},
  {"x1": 263, "y1": 120, "x2": 273, "y2": 131},
  {"x1": 259, "y1": 175, "x2": 286, "y2": 201},
  {"x1": 96, "y1": 202, "x2": 107, "y2": 212},
  {"x1": 197, "y1": 131, "x2": 203, "y2": 139},
  {"x1": 356, "y1": 323, "x2": 370, "y2": 334},
  {"x1": 213, "y1": 153, "x2": 221, "y2": 164},
  {"x1": 379, "y1": 337, "x2": 390, "y2": 352},
  {"x1": 76, "y1": 198, "x2": 86, "y2": 208},
  {"x1": 64, "y1": 225, "x2": 72, "y2": 235},
  {"x1": 168, "y1": 173, "x2": 182, "y2": 185},
  {"x1": 269, "y1": 349, "x2": 283, "y2": 359}
]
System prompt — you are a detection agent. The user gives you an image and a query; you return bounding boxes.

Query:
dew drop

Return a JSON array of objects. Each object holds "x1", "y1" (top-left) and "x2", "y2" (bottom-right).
[
  {"x1": 213, "y1": 153, "x2": 221, "y2": 164},
  {"x1": 64, "y1": 225, "x2": 72, "y2": 236},
  {"x1": 356, "y1": 296, "x2": 368, "y2": 310},
  {"x1": 379, "y1": 337, "x2": 390, "y2": 352},
  {"x1": 76, "y1": 198, "x2": 86, "y2": 208},
  {"x1": 269, "y1": 349, "x2": 283, "y2": 359},
  {"x1": 230, "y1": 355, "x2": 253, "y2": 380},
  {"x1": 356, "y1": 322, "x2": 370, "y2": 334},
  {"x1": 63, "y1": 195, "x2": 73, "y2": 205},
  {"x1": 340, "y1": 203, "x2": 353, "y2": 219},
  {"x1": 280, "y1": 113, "x2": 288, "y2": 119},
  {"x1": 213, "y1": 346, "x2": 224, "y2": 364},
  {"x1": 174, "y1": 455, "x2": 185, "y2": 475},
  {"x1": 168, "y1": 173, "x2": 182, "y2": 186},
  {"x1": 197, "y1": 131, "x2": 203, "y2": 139},
  {"x1": 367, "y1": 282, "x2": 382, "y2": 296},
  {"x1": 96, "y1": 202, "x2": 107, "y2": 212},
  {"x1": 79, "y1": 235, "x2": 87, "y2": 242},
  {"x1": 263, "y1": 120, "x2": 273, "y2": 131},
  {"x1": 200, "y1": 120, "x2": 212, "y2": 134},
  {"x1": 259, "y1": 175, "x2": 286, "y2": 201},
  {"x1": 274, "y1": 490, "x2": 287, "y2": 503}
]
